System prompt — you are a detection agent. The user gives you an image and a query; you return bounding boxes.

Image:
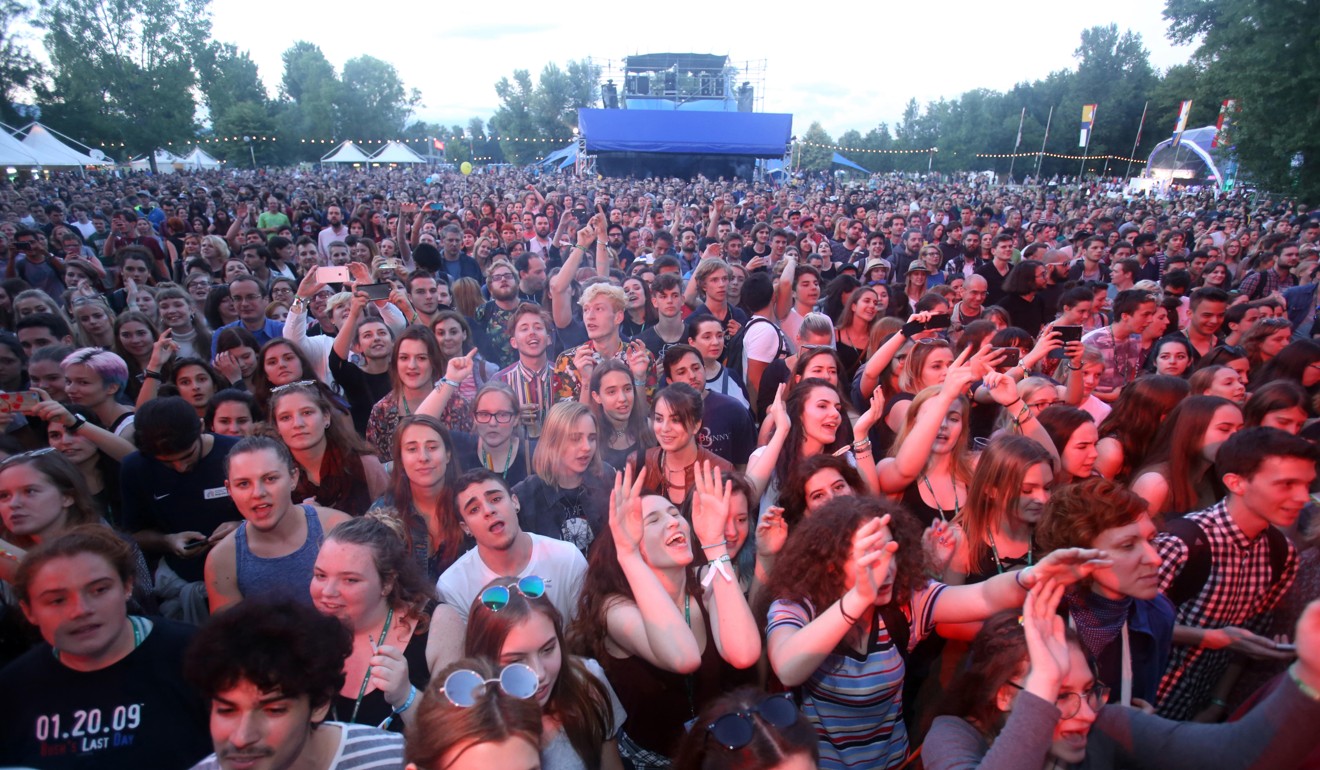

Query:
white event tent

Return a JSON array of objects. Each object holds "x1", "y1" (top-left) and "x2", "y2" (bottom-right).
[
  {"x1": 181, "y1": 146, "x2": 223, "y2": 169},
  {"x1": 370, "y1": 141, "x2": 426, "y2": 164},
  {"x1": 321, "y1": 141, "x2": 372, "y2": 164},
  {"x1": 17, "y1": 123, "x2": 112, "y2": 168}
]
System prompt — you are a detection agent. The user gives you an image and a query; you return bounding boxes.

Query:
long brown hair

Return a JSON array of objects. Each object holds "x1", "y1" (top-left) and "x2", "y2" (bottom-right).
[
  {"x1": 1096, "y1": 375, "x2": 1190, "y2": 481},
  {"x1": 465, "y1": 577, "x2": 614, "y2": 770},
  {"x1": 887, "y1": 385, "x2": 975, "y2": 485},
  {"x1": 1134, "y1": 395, "x2": 1237, "y2": 516},
  {"x1": 0, "y1": 450, "x2": 103, "y2": 548},
  {"x1": 955, "y1": 434, "x2": 1054, "y2": 572},
  {"x1": 388, "y1": 415, "x2": 464, "y2": 570}
]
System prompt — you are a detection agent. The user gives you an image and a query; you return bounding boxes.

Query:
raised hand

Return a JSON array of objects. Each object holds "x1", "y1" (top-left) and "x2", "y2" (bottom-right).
[
  {"x1": 213, "y1": 351, "x2": 241, "y2": 384},
  {"x1": 690, "y1": 461, "x2": 731, "y2": 552},
  {"x1": 922, "y1": 519, "x2": 961, "y2": 574},
  {"x1": 846, "y1": 515, "x2": 895, "y2": 607},
  {"x1": 1021, "y1": 547, "x2": 1112, "y2": 589},
  {"x1": 767, "y1": 383, "x2": 789, "y2": 437},
  {"x1": 444, "y1": 351, "x2": 475, "y2": 383},
  {"x1": 1021, "y1": 579, "x2": 1070, "y2": 699},
  {"x1": 609, "y1": 465, "x2": 647, "y2": 559},
  {"x1": 756, "y1": 506, "x2": 789, "y2": 559},
  {"x1": 981, "y1": 370, "x2": 1022, "y2": 406},
  {"x1": 149, "y1": 328, "x2": 177, "y2": 370},
  {"x1": 369, "y1": 644, "x2": 413, "y2": 708},
  {"x1": 572, "y1": 343, "x2": 598, "y2": 377},
  {"x1": 854, "y1": 384, "x2": 886, "y2": 436},
  {"x1": 625, "y1": 339, "x2": 652, "y2": 380}
]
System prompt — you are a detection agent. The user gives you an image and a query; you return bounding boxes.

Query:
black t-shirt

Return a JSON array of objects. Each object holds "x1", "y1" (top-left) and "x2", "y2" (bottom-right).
[
  {"x1": 120, "y1": 434, "x2": 242, "y2": 583},
  {"x1": 699, "y1": 392, "x2": 755, "y2": 465},
  {"x1": 975, "y1": 261, "x2": 1012, "y2": 307},
  {"x1": 0, "y1": 619, "x2": 210, "y2": 770},
  {"x1": 328, "y1": 350, "x2": 391, "y2": 435},
  {"x1": 637, "y1": 324, "x2": 686, "y2": 360}
]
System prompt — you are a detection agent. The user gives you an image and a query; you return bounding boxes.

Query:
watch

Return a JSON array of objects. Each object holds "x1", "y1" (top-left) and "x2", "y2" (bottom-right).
[{"x1": 68, "y1": 414, "x2": 87, "y2": 433}]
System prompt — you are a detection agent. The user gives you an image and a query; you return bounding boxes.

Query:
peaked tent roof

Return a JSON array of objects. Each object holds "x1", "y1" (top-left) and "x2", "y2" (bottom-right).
[
  {"x1": 182, "y1": 146, "x2": 223, "y2": 169},
  {"x1": 321, "y1": 141, "x2": 372, "y2": 164},
  {"x1": 831, "y1": 152, "x2": 870, "y2": 174},
  {"x1": 129, "y1": 149, "x2": 184, "y2": 171},
  {"x1": 0, "y1": 129, "x2": 41, "y2": 166},
  {"x1": 370, "y1": 141, "x2": 426, "y2": 164},
  {"x1": 19, "y1": 123, "x2": 111, "y2": 167}
]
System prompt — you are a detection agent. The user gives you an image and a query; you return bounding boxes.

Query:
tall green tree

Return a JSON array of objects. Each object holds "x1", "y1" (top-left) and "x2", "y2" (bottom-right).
[
  {"x1": 339, "y1": 55, "x2": 419, "y2": 142},
  {"x1": 0, "y1": 0, "x2": 41, "y2": 125},
  {"x1": 491, "y1": 69, "x2": 537, "y2": 163},
  {"x1": 1164, "y1": 0, "x2": 1320, "y2": 198},
  {"x1": 196, "y1": 42, "x2": 267, "y2": 122},
  {"x1": 276, "y1": 41, "x2": 338, "y2": 157},
  {"x1": 798, "y1": 122, "x2": 834, "y2": 172},
  {"x1": 37, "y1": 0, "x2": 210, "y2": 156}
]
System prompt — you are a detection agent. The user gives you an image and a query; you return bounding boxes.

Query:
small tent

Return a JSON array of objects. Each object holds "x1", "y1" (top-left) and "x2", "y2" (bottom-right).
[
  {"x1": 370, "y1": 141, "x2": 426, "y2": 165},
  {"x1": 181, "y1": 146, "x2": 223, "y2": 170},
  {"x1": 129, "y1": 149, "x2": 183, "y2": 173},
  {"x1": 18, "y1": 123, "x2": 111, "y2": 168},
  {"x1": 1146, "y1": 126, "x2": 1225, "y2": 186},
  {"x1": 321, "y1": 141, "x2": 372, "y2": 164}
]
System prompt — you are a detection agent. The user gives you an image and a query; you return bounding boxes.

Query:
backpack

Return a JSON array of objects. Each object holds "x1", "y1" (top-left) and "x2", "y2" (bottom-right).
[
  {"x1": 724, "y1": 316, "x2": 789, "y2": 381},
  {"x1": 1162, "y1": 516, "x2": 1291, "y2": 607}
]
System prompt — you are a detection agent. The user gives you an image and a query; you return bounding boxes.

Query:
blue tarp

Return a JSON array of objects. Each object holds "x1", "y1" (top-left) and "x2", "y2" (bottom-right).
[
  {"x1": 832, "y1": 152, "x2": 870, "y2": 174},
  {"x1": 578, "y1": 109, "x2": 792, "y2": 157},
  {"x1": 537, "y1": 143, "x2": 577, "y2": 169}
]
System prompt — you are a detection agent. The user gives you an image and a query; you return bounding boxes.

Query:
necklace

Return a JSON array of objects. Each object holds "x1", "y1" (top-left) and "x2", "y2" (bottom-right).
[
  {"x1": 987, "y1": 531, "x2": 1034, "y2": 574},
  {"x1": 919, "y1": 473, "x2": 960, "y2": 522},
  {"x1": 342, "y1": 606, "x2": 394, "y2": 725}
]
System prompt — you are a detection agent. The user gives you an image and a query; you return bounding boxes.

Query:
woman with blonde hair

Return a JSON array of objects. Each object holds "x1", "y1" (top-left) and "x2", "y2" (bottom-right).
[{"x1": 512, "y1": 400, "x2": 614, "y2": 556}]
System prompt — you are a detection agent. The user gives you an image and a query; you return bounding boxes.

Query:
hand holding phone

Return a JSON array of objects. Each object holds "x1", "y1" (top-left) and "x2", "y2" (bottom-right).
[{"x1": 316, "y1": 266, "x2": 351, "y2": 284}]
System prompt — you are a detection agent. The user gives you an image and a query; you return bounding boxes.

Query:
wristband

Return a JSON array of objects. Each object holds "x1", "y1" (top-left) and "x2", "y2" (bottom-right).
[
  {"x1": 839, "y1": 594, "x2": 861, "y2": 625},
  {"x1": 1015, "y1": 567, "x2": 1031, "y2": 591},
  {"x1": 700, "y1": 540, "x2": 728, "y2": 551},
  {"x1": 68, "y1": 414, "x2": 87, "y2": 433},
  {"x1": 440, "y1": 377, "x2": 461, "y2": 389},
  {"x1": 393, "y1": 685, "x2": 419, "y2": 715},
  {"x1": 144, "y1": 370, "x2": 162, "y2": 380},
  {"x1": 1290, "y1": 664, "x2": 1320, "y2": 702},
  {"x1": 702, "y1": 554, "x2": 734, "y2": 587}
]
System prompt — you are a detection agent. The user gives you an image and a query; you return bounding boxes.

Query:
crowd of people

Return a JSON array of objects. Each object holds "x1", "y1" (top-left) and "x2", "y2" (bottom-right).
[{"x1": 0, "y1": 163, "x2": 1318, "y2": 770}]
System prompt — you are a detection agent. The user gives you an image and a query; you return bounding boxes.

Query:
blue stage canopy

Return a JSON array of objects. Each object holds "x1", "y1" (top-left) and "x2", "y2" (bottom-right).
[
  {"x1": 578, "y1": 109, "x2": 792, "y2": 157},
  {"x1": 832, "y1": 152, "x2": 870, "y2": 174}
]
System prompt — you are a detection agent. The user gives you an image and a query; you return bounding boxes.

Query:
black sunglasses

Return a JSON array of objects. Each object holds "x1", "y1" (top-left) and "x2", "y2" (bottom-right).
[{"x1": 705, "y1": 693, "x2": 798, "y2": 751}]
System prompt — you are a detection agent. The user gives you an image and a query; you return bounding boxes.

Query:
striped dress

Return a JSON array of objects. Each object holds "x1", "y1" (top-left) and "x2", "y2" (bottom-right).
[{"x1": 768, "y1": 582, "x2": 945, "y2": 770}]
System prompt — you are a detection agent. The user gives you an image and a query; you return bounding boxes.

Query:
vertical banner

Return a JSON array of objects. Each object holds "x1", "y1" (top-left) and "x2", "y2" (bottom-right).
[
  {"x1": 1079, "y1": 104, "x2": 1097, "y2": 147},
  {"x1": 1213, "y1": 99, "x2": 1236, "y2": 148},
  {"x1": 1171, "y1": 100, "x2": 1192, "y2": 148},
  {"x1": 1014, "y1": 107, "x2": 1025, "y2": 151}
]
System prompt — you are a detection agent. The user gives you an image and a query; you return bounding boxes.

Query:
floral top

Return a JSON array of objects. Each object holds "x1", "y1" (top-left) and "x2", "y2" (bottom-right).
[{"x1": 366, "y1": 389, "x2": 474, "y2": 458}]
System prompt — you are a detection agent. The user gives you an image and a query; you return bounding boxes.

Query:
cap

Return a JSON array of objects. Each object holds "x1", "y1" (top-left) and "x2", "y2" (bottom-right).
[{"x1": 906, "y1": 262, "x2": 932, "y2": 274}]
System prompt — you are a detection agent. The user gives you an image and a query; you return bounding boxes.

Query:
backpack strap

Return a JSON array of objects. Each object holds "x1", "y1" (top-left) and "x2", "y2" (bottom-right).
[
  {"x1": 1162, "y1": 516, "x2": 1213, "y2": 607},
  {"x1": 878, "y1": 600, "x2": 911, "y2": 659}
]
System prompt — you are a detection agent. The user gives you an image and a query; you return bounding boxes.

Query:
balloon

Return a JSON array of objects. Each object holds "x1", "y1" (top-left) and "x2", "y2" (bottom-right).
[{"x1": 460, "y1": 162, "x2": 473, "y2": 176}]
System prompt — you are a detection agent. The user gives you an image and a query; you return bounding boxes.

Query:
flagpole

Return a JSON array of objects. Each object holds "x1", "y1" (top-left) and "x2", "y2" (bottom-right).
[
  {"x1": 1008, "y1": 107, "x2": 1025, "y2": 181},
  {"x1": 1126, "y1": 101, "x2": 1148, "y2": 179},
  {"x1": 1035, "y1": 105, "x2": 1053, "y2": 179}
]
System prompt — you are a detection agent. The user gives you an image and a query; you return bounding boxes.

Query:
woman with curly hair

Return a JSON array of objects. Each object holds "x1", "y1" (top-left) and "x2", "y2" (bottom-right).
[
  {"x1": 763, "y1": 495, "x2": 1108, "y2": 770},
  {"x1": 310, "y1": 514, "x2": 437, "y2": 731}
]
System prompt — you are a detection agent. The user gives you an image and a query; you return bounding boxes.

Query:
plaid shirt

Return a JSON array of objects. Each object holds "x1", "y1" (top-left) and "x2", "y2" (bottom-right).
[
  {"x1": 1237, "y1": 268, "x2": 1297, "y2": 299},
  {"x1": 1153, "y1": 500, "x2": 1297, "y2": 719}
]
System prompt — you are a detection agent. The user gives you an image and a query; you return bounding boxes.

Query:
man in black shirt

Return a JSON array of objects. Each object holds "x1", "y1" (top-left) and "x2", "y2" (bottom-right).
[
  {"x1": 329, "y1": 293, "x2": 393, "y2": 434},
  {"x1": 0, "y1": 528, "x2": 211, "y2": 769}
]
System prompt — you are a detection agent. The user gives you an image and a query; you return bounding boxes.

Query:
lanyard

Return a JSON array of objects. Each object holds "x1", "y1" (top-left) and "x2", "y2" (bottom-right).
[
  {"x1": 920, "y1": 474, "x2": 960, "y2": 522},
  {"x1": 987, "y1": 532, "x2": 1033, "y2": 574},
  {"x1": 347, "y1": 606, "x2": 394, "y2": 725},
  {"x1": 1069, "y1": 615, "x2": 1132, "y2": 706},
  {"x1": 683, "y1": 591, "x2": 696, "y2": 718}
]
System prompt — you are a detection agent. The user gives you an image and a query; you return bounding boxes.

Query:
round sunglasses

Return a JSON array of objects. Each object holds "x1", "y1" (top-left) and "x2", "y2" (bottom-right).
[
  {"x1": 705, "y1": 692, "x2": 799, "y2": 751},
  {"x1": 443, "y1": 663, "x2": 538, "y2": 707},
  {"x1": 480, "y1": 576, "x2": 547, "y2": 612}
]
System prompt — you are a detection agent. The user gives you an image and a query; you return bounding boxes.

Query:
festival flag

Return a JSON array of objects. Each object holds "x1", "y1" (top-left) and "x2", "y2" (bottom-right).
[
  {"x1": 1014, "y1": 107, "x2": 1025, "y2": 151},
  {"x1": 433, "y1": 139, "x2": 446, "y2": 152},
  {"x1": 1171, "y1": 100, "x2": 1192, "y2": 148},
  {"x1": 1079, "y1": 104, "x2": 1097, "y2": 147},
  {"x1": 1213, "y1": 99, "x2": 1236, "y2": 148}
]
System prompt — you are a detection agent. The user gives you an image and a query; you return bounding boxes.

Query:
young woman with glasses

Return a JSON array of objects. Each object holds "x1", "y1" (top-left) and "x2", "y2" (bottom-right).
[
  {"x1": 464, "y1": 575, "x2": 626, "y2": 770},
  {"x1": 923, "y1": 584, "x2": 1320, "y2": 770}
]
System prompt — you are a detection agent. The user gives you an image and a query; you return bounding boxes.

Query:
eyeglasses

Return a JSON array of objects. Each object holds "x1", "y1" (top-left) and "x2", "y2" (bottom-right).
[
  {"x1": 488, "y1": 272, "x2": 515, "y2": 282},
  {"x1": 1027, "y1": 398, "x2": 1062, "y2": 410},
  {"x1": 442, "y1": 663, "x2": 539, "y2": 708},
  {"x1": 474, "y1": 410, "x2": 516, "y2": 424},
  {"x1": 705, "y1": 693, "x2": 799, "y2": 751},
  {"x1": 1007, "y1": 681, "x2": 1109, "y2": 718},
  {"x1": 231, "y1": 294, "x2": 263, "y2": 303},
  {"x1": 480, "y1": 576, "x2": 547, "y2": 612},
  {"x1": 271, "y1": 379, "x2": 318, "y2": 395}
]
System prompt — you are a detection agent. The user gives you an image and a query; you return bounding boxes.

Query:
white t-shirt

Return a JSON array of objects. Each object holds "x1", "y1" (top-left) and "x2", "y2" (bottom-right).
[
  {"x1": 780, "y1": 308, "x2": 806, "y2": 354},
  {"x1": 436, "y1": 532, "x2": 587, "y2": 623},
  {"x1": 742, "y1": 314, "x2": 783, "y2": 371}
]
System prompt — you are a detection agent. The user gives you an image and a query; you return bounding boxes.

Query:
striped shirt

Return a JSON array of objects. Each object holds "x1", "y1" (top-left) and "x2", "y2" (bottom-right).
[
  {"x1": 767, "y1": 582, "x2": 945, "y2": 770},
  {"x1": 1153, "y1": 501, "x2": 1297, "y2": 720},
  {"x1": 190, "y1": 722, "x2": 405, "y2": 769}
]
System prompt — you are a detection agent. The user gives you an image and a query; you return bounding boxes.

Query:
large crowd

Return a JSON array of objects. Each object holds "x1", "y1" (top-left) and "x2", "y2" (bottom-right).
[{"x1": 0, "y1": 164, "x2": 1318, "y2": 770}]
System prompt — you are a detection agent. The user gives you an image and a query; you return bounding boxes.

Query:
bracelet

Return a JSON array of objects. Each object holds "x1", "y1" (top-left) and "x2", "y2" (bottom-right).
[
  {"x1": 393, "y1": 685, "x2": 419, "y2": 715},
  {"x1": 1290, "y1": 663, "x2": 1320, "y2": 702},
  {"x1": 144, "y1": 370, "x2": 162, "y2": 380},
  {"x1": 702, "y1": 554, "x2": 734, "y2": 587},
  {"x1": 839, "y1": 594, "x2": 861, "y2": 625},
  {"x1": 700, "y1": 540, "x2": 728, "y2": 551},
  {"x1": 852, "y1": 439, "x2": 872, "y2": 454},
  {"x1": 439, "y1": 377, "x2": 461, "y2": 389},
  {"x1": 68, "y1": 414, "x2": 87, "y2": 433},
  {"x1": 1015, "y1": 567, "x2": 1031, "y2": 591}
]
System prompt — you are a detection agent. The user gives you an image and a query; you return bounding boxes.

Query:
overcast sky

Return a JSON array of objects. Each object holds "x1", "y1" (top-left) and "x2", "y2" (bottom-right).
[{"x1": 211, "y1": 0, "x2": 1195, "y2": 139}]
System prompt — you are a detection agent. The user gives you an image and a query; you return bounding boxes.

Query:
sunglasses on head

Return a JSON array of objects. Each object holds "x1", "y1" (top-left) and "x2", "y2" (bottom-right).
[
  {"x1": 705, "y1": 693, "x2": 799, "y2": 751},
  {"x1": 480, "y1": 576, "x2": 546, "y2": 612},
  {"x1": 270, "y1": 379, "x2": 318, "y2": 395},
  {"x1": 442, "y1": 663, "x2": 538, "y2": 708}
]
